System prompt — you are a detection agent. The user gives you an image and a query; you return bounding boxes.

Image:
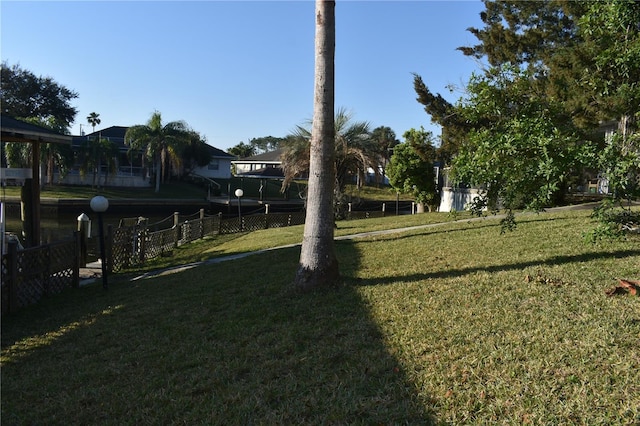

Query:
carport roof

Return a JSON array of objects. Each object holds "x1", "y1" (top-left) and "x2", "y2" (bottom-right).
[{"x1": 1, "y1": 114, "x2": 72, "y2": 144}]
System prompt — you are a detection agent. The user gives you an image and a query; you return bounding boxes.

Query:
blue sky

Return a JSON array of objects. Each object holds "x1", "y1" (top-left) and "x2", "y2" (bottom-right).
[{"x1": 1, "y1": 1, "x2": 486, "y2": 151}]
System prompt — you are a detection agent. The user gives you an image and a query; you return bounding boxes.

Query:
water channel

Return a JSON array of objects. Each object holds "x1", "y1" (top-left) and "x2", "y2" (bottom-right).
[{"x1": 2, "y1": 211, "x2": 173, "y2": 244}]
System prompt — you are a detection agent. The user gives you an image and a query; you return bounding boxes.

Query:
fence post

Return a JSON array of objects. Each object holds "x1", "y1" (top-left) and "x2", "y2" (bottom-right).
[
  {"x1": 173, "y1": 212, "x2": 180, "y2": 228},
  {"x1": 106, "y1": 225, "x2": 113, "y2": 273},
  {"x1": 382, "y1": 202, "x2": 386, "y2": 217},
  {"x1": 198, "y1": 209, "x2": 205, "y2": 239},
  {"x1": 73, "y1": 231, "x2": 80, "y2": 288},
  {"x1": 218, "y1": 212, "x2": 223, "y2": 234},
  {"x1": 265, "y1": 204, "x2": 270, "y2": 229},
  {"x1": 138, "y1": 230, "x2": 149, "y2": 264},
  {"x1": 77, "y1": 214, "x2": 89, "y2": 267},
  {"x1": 7, "y1": 240, "x2": 19, "y2": 313}
]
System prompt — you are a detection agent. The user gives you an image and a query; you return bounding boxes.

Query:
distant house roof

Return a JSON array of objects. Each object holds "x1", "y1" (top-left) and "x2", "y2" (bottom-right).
[
  {"x1": 85, "y1": 126, "x2": 128, "y2": 140},
  {"x1": 74, "y1": 126, "x2": 127, "y2": 149},
  {"x1": 232, "y1": 149, "x2": 283, "y2": 164},
  {"x1": 1, "y1": 114, "x2": 72, "y2": 144},
  {"x1": 205, "y1": 144, "x2": 235, "y2": 159},
  {"x1": 78, "y1": 126, "x2": 233, "y2": 158},
  {"x1": 232, "y1": 149, "x2": 285, "y2": 179}
]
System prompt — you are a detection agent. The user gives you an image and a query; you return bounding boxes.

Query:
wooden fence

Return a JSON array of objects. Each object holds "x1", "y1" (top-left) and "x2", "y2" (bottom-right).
[
  {"x1": 1, "y1": 233, "x2": 80, "y2": 314},
  {"x1": 1, "y1": 203, "x2": 395, "y2": 314},
  {"x1": 108, "y1": 211, "x2": 308, "y2": 272}
]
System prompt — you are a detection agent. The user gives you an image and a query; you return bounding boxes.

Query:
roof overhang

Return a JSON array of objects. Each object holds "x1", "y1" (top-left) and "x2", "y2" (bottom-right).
[{"x1": 1, "y1": 116, "x2": 72, "y2": 145}]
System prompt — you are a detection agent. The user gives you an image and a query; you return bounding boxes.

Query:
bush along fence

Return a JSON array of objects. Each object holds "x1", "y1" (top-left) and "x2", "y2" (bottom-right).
[{"x1": 2, "y1": 201, "x2": 404, "y2": 314}]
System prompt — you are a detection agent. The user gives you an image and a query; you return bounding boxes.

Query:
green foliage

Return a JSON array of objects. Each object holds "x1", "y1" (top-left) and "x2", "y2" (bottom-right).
[
  {"x1": 584, "y1": 199, "x2": 640, "y2": 243},
  {"x1": 3, "y1": 117, "x2": 74, "y2": 183},
  {"x1": 1, "y1": 61, "x2": 78, "y2": 129},
  {"x1": 370, "y1": 126, "x2": 400, "y2": 184},
  {"x1": 459, "y1": 1, "x2": 583, "y2": 67},
  {"x1": 228, "y1": 141, "x2": 256, "y2": 159},
  {"x1": 386, "y1": 127, "x2": 439, "y2": 209},
  {"x1": 3, "y1": 142, "x2": 30, "y2": 168},
  {"x1": 125, "y1": 111, "x2": 192, "y2": 192},
  {"x1": 452, "y1": 66, "x2": 593, "y2": 214},
  {"x1": 76, "y1": 135, "x2": 119, "y2": 187},
  {"x1": 577, "y1": 0, "x2": 640, "y2": 125},
  {"x1": 248, "y1": 136, "x2": 284, "y2": 153},
  {"x1": 86, "y1": 112, "x2": 101, "y2": 131},
  {"x1": 412, "y1": 73, "x2": 464, "y2": 165},
  {"x1": 599, "y1": 133, "x2": 640, "y2": 202},
  {"x1": 281, "y1": 107, "x2": 376, "y2": 195},
  {"x1": 181, "y1": 131, "x2": 212, "y2": 175}
]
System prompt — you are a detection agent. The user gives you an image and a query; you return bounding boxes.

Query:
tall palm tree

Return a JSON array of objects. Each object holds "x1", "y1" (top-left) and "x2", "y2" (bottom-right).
[
  {"x1": 124, "y1": 111, "x2": 190, "y2": 193},
  {"x1": 282, "y1": 107, "x2": 374, "y2": 196},
  {"x1": 77, "y1": 135, "x2": 115, "y2": 188},
  {"x1": 293, "y1": 0, "x2": 339, "y2": 291},
  {"x1": 370, "y1": 126, "x2": 399, "y2": 185},
  {"x1": 87, "y1": 112, "x2": 101, "y2": 133}
]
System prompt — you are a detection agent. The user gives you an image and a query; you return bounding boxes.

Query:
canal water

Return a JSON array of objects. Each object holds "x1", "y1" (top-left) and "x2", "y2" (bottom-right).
[
  {"x1": 0, "y1": 211, "x2": 205, "y2": 244},
  {"x1": 2, "y1": 212, "x2": 174, "y2": 244}
]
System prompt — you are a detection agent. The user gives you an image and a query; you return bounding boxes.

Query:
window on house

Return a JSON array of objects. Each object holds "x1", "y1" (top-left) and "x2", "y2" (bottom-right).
[{"x1": 208, "y1": 159, "x2": 220, "y2": 171}]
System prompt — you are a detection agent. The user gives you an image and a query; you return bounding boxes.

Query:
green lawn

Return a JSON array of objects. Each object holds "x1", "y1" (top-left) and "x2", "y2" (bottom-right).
[{"x1": 1, "y1": 209, "x2": 639, "y2": 424}]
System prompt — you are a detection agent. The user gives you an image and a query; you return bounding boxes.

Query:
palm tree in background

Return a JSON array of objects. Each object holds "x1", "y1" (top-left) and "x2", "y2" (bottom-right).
[
  {"x1": 281, "y1": 107, "x2": 375, "y2": 197},
  {"x1": 124, "y1": 111, "x2": 191, "y2": 193},
  {"x1": 87, "y1": 112, "x2": 101, "y2": 133},
  {"x1": 77, "y1": 135, "x2": 118, "y2": 188},
  {"x1": 370, "y1": 126, "x2": 399, "y2": 185}
]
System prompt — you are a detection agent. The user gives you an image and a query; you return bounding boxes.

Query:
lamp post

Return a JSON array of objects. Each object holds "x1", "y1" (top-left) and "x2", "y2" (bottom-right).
[
  {"x1": 234, "y1": 188, "x2": 243, "y2": 231},
  {"x1": 90, "y1": 195, "x2": 109, "y2": 290}
]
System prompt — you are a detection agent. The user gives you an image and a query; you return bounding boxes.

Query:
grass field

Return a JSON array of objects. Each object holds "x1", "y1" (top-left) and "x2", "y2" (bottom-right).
[{"x1": 1, "y1": 209, "x2": 639, "y2": 424}]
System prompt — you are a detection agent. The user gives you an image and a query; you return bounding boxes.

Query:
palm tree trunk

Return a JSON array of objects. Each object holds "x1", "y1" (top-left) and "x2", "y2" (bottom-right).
[
  {"x1": 294, "y1": 0, "x2": 339, "y2": 290},
  {"x1": 155, "y1": 156, "x2": 162, "y2": 193}
]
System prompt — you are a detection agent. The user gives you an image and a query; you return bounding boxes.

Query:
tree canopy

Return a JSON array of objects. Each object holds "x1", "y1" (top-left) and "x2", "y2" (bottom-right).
[
  {"x1": 370, "y1": 126, "x2": 400, "y2": 185},
  {"x1": 413, "y1": 0, "x2": 639, "y2": 227},
  {"x1": 386, "y1": 127, "x2": 439, "y2": 211},
  {"x1": 1, "y1": 61, "x2": 78, "y2": 130},
  {"x1": 228, "y1": 142, "x2": 256, "y2": 159},
  {"x1": 125, "y1": 111, "x2": 192, "y2": 193},
  {"x1": 281, "y1": 108, "x2": 375, "y2": 197}
]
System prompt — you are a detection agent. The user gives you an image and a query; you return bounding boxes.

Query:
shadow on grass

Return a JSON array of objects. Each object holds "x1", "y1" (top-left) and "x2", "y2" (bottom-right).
[
  {"x1": 347, "y1": 243, "x2": 640, "y2": 286},
  {"x1": 1, "y1": 246, "x2": 438, "y2": 424}
]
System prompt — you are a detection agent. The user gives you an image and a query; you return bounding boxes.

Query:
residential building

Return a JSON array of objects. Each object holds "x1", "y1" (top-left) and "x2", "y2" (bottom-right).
[{"x1": 55, "y1": 126, "x2": 233, "y2": 187}]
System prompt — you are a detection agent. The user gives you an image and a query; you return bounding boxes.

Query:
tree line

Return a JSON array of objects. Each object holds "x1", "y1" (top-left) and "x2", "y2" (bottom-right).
[{"x1": 414, "y1": 0, "x2": 639, "y2": 231}]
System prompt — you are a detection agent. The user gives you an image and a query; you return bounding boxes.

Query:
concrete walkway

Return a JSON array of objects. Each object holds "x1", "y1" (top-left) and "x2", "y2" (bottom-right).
[{"x1": 76, "y1": 202, "x2": 610, "y2": 286}]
